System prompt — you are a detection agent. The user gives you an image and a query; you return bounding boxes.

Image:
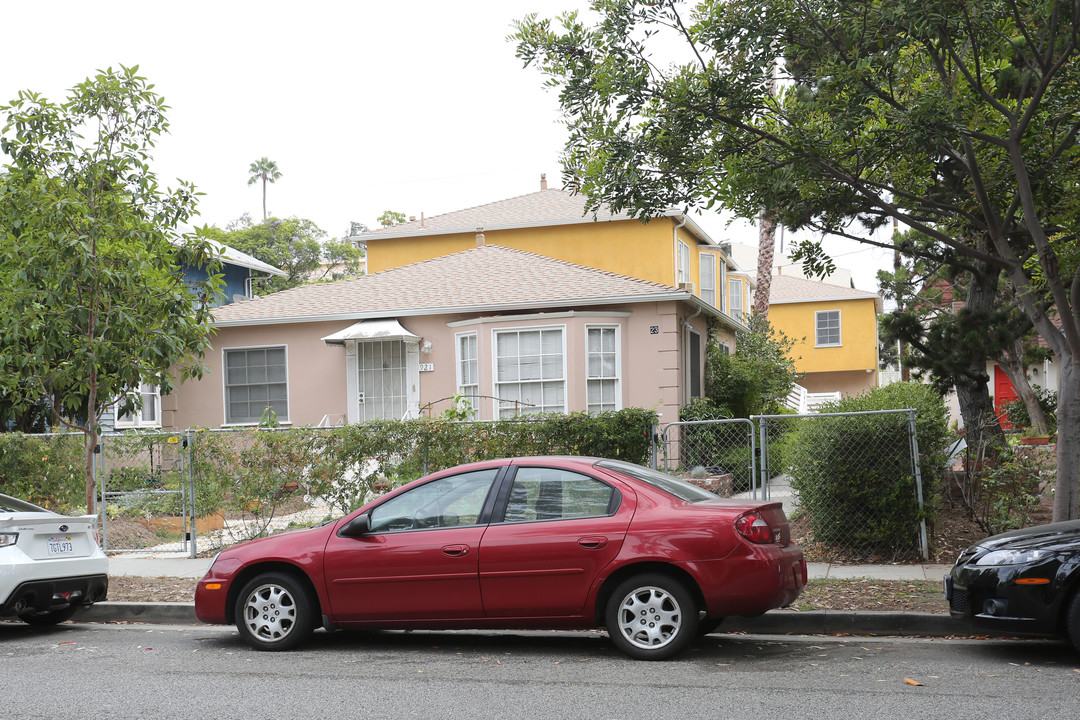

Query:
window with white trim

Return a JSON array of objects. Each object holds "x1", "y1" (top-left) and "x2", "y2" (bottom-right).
[
  {"x1": 456, "y1": 332, "x2": 479, "y2": 419},
  {"x1": 728, "y1": 278, "x2": 744, "y2": 321},
  {"x1": 114, "y1": 383, "x2": 161, "y2": 428},
  {"x1": 815, "y1": 310, "x2": 842, "y2": 346},
  {"x1": 586, "y1": 326, "x2": 620, "y2": 413},
  {"x1": 677, "y1": 240, "x2": 690, "y2": 285},
  {"x1": 224, "y1": 346, "x2": 289, "y2": 424},
  {"x1": 699, "y1": 253, "x2": 716, "y2": 307},
  {"x1": 494, "y1": 327, "x2": 565, "y2": 417}
]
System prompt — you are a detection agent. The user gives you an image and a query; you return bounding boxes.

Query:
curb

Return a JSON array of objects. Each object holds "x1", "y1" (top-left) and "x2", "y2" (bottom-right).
[{"x1": 75, "y1": 603, "x2": 977, "y2": 638}]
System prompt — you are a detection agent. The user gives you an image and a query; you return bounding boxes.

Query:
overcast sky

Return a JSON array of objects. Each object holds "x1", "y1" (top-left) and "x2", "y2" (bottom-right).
[{"x1": 2, "y1": 0, "x2": 894, "y2": 290}]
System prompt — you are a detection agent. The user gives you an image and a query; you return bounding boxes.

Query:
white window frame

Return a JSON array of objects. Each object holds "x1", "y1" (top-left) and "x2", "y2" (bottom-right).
[
  {"x1": 815, "y1": 309, "x2": 842, "y2": 347},
  {"x1": 677, "y1": 240, "x2": 691, "y2": 285},
  {"x1": 455, "y1": 331, "x2": 479, "y2": 419},
  {"x1": 585, "y1": 325, "x2": 621, "y2": 413},
  {"x1": 492, "y1": 325, "x2": 567, "y2": 418},
  {"x1": 699, "y1": 253, "x2": 716, "y2": 307},
  {"x1": 113, "y1": 383, "x2": 161, "y2": 428},
  {"x1": 222, "y1": 345, "x2": 290, "y2": 426},
  {"x1": 728, "y1": 277, "x2": 744, "y2": 321}
]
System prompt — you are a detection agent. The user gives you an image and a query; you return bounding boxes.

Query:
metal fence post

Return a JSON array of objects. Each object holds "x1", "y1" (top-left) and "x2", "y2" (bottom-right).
[
  {"x1": 908, "y1": 409, "x2": 929, "y2": 561},
  {"x1": 186, "y1": 430, "x2": 197, "y2": 559}
]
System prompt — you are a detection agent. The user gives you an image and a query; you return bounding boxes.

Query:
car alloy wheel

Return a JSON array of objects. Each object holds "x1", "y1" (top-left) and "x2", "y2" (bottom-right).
[
  {"x1": 606, "y1": 573, "x2": 697, "y2": 660},
  {"x1": 234, "y1": 572, "x2": 315, "y2": 651}
]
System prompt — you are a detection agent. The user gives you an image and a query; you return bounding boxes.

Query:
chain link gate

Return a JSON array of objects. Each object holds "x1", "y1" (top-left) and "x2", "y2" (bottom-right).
[
  {"x1": 756, "y1": 409, "x2": 927, "y2": 561},
  {"x1": 658, "y1": 419, "x2": 758, "y2": 497},
  {"x1": 657, "y1": 409, "x2": 927, "y2": 561},
  {"x1": 96, "y1": 432, "x2": 198, "y2": 556}
]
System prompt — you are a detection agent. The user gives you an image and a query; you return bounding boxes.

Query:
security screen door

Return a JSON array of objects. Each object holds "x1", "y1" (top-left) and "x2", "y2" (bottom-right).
[{"x1": 356, "y1": 339, "x2": 409, "y2": 421}]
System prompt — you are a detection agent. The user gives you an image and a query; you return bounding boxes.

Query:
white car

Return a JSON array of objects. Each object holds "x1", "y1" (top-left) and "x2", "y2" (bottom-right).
[{"x1": 1, "y1": 493, "x2": 108, "y2": 625}]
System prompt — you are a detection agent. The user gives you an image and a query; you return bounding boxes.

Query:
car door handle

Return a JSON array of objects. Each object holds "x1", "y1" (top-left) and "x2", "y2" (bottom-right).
[
  {"x1": 578, "y1": 536, "x2": 608, "y2": 549},
  {"x1": 441, "y1": 544, "x2": 470, "y2": 557}
]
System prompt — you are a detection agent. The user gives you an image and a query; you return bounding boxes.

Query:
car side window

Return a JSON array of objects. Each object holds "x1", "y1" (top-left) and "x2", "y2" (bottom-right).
[
  {"x1": 369, "y1": 469, "x2": 498, "y2": 533},
  {"x1": 502, "y1": 468, "x2": 618, "y2": 523}
]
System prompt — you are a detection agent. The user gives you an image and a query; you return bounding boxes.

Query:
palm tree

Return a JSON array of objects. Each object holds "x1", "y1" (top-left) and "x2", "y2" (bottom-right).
[{"x1": 247, "y1": 157, "x2": 282, "y2": 220}]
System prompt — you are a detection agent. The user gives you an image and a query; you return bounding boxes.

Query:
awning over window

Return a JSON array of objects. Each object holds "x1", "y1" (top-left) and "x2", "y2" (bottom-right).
[{"x1": 321, "y1": 319, "x2": 420, "y2": 346}]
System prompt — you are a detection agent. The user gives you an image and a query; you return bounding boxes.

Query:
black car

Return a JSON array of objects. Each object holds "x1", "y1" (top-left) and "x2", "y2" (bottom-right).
[{"x1": 945, "y1": 520, "x2": 1080, "y2": 649}]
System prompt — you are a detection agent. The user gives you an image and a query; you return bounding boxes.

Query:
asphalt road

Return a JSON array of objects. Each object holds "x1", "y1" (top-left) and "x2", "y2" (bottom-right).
[{"x1": 3, "y1": 621, "x2": 1077, "y2": 719}]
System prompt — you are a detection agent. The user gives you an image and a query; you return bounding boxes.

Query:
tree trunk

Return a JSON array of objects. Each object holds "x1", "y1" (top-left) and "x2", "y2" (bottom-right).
[
  {"x1": 1053, "y1": 358, "x2": 1080, "y2": 522},
  {"x1": 84, "y1": 422, "x2": 98, "y2": 513},
  {"x1": 753, "y1": 211, "x2": 778, "y2": 318},
  {"x1": 955, "y1": 261, "x2": 1008, "y2": 461}
]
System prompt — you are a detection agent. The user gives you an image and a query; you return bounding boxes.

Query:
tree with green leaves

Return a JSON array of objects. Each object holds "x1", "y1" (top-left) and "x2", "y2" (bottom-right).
[
  {"x1": 515, "y1": 0, "x2": 1080, "y2": 520},
  {"x1": 247, "y1": 157, "x2": 281, "y2": 220},
  {"x1": 377, "y1": 210, "x2": 407, "y2": 227},
  {"x1": 706, "y1": 315, "x2": 801, "y2": 418},
  {"x1": 0, "y1": 66, "x2": 222, "y2": 510},
  {"x1": 204, "y1": 215, "x2": 365, "y2": 293}
]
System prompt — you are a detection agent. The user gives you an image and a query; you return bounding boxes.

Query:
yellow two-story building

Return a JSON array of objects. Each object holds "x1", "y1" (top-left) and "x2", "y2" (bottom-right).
[{"x1": 357, "y1": 176, "x2": 753, "y2": 325}]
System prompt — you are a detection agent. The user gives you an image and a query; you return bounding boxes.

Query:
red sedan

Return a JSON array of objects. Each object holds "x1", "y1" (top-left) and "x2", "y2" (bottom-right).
[{"x1": 195, "y1": 457, "x2": 806, "y2": 660}]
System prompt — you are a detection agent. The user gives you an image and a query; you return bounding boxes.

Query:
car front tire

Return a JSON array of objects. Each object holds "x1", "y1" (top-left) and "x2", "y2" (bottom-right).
[
  {"x1": 234, "y1": 572, "x2": 316, "y2": 651},
  {"x1": 605, "y1": 573, "x2": 698, "y2": 660}
]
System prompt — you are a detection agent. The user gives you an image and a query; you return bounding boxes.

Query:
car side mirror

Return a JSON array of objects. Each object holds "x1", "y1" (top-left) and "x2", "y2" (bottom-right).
[{"x1": 340, "y1": 514, "x2": 371, "y2": 537}]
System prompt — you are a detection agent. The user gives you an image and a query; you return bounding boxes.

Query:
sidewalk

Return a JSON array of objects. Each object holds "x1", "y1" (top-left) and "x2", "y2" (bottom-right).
[
  {"x1": 104, "y1": 555, "x2": 953, "y2": 582},
  {"x1": 77, "y1": 555, "x2": 969, "y2": 639}
]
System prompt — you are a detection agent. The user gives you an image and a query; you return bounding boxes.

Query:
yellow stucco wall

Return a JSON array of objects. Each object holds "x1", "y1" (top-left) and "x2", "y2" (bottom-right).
[
  {"x1": 768, "y1": 297, "x2": 879, "y2": 373},
  {"x1": 366, "y1": 218, "x2": 728, "y2": 302}
]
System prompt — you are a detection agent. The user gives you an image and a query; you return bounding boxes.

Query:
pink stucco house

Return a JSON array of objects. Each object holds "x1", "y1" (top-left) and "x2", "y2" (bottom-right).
[{"x1": 161, "y1": 242, "x2": 741, "y2": 430}]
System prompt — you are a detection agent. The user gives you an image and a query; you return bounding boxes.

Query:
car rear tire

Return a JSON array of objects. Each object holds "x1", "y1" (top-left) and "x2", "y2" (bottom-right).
[
  {"x1": 234, "y1": 572, "x2": 316, "y2": 651},
  {"x1": 606, "y1": 573, "x2": 698, "y2": 660},
  {"x1": 18, "y1": 605, "x2": 79, "y2": 626},
  {"x1": 1066, "y1": 589, "x2": 1080, "y2": 652}
]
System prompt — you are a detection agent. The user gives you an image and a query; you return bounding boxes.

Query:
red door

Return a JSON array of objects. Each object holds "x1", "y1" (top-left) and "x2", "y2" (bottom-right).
[
  {"x1": 322, "y1": 525, "x2": 486, "y2": 622},
  {"x1": 994, "y1": 365, "x2": 1018, "y2": 429},
  {"x1": 478, "y1": 513, "x2": 631, "y2": 617}
]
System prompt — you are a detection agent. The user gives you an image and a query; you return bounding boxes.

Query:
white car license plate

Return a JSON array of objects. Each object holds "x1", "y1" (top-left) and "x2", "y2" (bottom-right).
[{"x1": 47, "y1": 536, "x2": 75, "y2": 556}]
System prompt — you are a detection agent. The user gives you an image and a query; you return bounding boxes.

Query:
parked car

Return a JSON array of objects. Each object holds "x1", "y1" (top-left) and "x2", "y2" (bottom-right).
[
  {"x1": 945, "y1": 520, "x2": 1080, "y2": 649},
  {"x1": 1, "y1": 493, "x2": 109, "y2": 625},
  {"x1": 196, "y1": 456, "x2": 806, "y2": 659}
]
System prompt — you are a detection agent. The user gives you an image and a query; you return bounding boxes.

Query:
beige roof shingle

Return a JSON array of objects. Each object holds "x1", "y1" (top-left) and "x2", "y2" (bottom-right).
[
  {"x1": 358, "y1": 188, "x2": 633, "y2": 240},
  {"x1": 768, "y1": 274, "x2": 881, "y2": 306},
  {"x1": 211, "y1": 244, "x2": 701, "y2": 327}
]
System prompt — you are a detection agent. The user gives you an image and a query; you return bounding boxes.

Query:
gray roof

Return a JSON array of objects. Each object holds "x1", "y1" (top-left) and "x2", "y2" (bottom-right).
[
  {"x1": 355, "y1": 187, "x2": 725, "y2": 251},
  {"x1": 211, "y1": 244, "x2": 722, "y2": 327},
  {"x1": 769, "y1": 274, "x2": 882, "y2": 310}
]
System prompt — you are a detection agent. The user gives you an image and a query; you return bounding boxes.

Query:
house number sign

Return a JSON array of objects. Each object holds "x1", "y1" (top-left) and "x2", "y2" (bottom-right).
[
  {"x1": 650, "y1": 326, "x2": 659, "y2": 334},
  {"x1": 419, "y1": 363, "x2": 435, "y2": 372}
]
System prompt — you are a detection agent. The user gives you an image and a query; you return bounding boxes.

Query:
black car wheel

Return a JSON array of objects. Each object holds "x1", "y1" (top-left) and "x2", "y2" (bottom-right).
[
  {"x1": 606, "y1": 573, "x2": 698, "y2": 660},
  {"x1": 18, "y1": 605, "x2": 79, "y2": 626},
  {"x1": 234, "y1": 572, "x2": 316, "y2": 651}
]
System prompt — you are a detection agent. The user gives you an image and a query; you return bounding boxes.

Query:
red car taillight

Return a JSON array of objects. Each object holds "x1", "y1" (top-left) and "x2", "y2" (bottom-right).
[{"x1": 735, "y1": 512, "x2": 775, "y2": 544}]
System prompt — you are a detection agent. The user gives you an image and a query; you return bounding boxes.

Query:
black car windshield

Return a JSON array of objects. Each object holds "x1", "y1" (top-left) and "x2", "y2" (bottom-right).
[
  {"x1": 596, "y1": 460, "x2": 717, "y2": 502},
  {"x1": 0, "y1": 493, "x2": 51, "y2": 513}
]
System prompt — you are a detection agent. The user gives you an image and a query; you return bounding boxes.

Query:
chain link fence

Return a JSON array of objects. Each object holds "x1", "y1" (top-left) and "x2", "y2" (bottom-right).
[
  {"x1": 658, "y1": 419, "x2": 757, "y2": 497},
  {"x1": 96, "y1": 432, "x2": 196, "y2": 555},
  {"x1": 758, "y1": 410, "x2": 927, "y2": 561},
  {"x1": 658, "y1": 410, "x2": 928, "y2": 561}
]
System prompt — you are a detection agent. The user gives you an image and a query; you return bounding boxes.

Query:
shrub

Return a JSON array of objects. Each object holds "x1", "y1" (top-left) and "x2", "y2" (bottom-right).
[
  {"x1": 786, "y1": 382, "x2": 950, "y2": 552},
  {"x1": 1002, "y1": 386, "x2": 1058, "y2": 435}
]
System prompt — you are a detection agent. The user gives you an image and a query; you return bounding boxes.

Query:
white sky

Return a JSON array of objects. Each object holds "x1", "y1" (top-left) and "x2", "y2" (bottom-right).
[{"x1": 1, "y1": 0, "x2": 894, "y2": 291}]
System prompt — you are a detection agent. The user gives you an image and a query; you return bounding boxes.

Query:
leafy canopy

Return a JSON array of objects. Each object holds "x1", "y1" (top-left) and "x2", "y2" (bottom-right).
[{"x1": 0, "y1": 65, "x2": 222, "y2": 504}]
